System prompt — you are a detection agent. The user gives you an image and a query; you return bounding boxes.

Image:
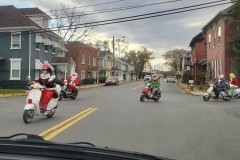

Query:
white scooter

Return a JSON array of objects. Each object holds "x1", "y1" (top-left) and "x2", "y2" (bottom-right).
[
  {"x1": 229, "y1": 84, "x2": 240, "y2": 98},
  {"x1": 203, "y1": 84, "x2": 231, "y2": 101},
  {"x1": 23, "y1": 81, "x2": 61, "y2": 124}
]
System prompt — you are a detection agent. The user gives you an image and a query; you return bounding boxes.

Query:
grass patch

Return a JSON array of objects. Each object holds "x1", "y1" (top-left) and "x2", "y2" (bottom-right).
[{"x1": 0, "y1": 89, "x2": 26, "y2": 94}]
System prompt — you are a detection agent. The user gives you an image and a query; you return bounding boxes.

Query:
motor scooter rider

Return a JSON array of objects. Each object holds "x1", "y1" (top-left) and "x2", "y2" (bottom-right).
[
  {"x1": 213, "y1": 74, "x2": 227, "y2": 99},
  {"x1": 229, "y1": 73, "x2": 239, "y2": 97},
  {"x1": 35, "y1": 64, "x2": 58, "y2": 112},
  {"x1": 147, "y1": 73, "x2": 160, "y2": 98},
  {"x1": 229, "y1": 73, "x2": 238, "y2": 86},
  {"x1": 66, "y1": 72, "x2": 80, "y2": 94}
]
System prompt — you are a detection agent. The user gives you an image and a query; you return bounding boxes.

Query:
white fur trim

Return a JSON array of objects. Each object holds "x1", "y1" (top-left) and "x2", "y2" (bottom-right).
[{"x1": 40, "y1": 73, "x2": 50, "y2": 80}]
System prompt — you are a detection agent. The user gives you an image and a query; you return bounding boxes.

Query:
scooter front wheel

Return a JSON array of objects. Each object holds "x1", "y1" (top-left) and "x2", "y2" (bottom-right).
[
  {"x1": 203, "y1": 94, "x2": 210, "y2": 101},
  {"x1": 23, "y1": 109, "x2": 34, "y2": 124}
]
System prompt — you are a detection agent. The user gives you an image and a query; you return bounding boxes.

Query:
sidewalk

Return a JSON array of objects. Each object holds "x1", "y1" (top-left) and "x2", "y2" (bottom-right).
[{"x1": 175, "y1": 81, "x2": 206, "y2": 96}]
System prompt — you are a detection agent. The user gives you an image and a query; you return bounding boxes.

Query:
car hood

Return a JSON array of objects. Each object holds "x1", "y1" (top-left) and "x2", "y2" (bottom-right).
[{"x1": 0, "y1": 134, "x2": 173, "y2": 160}]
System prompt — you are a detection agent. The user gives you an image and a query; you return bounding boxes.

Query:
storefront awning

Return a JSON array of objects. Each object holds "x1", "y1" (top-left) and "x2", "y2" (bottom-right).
[
  {"x1": 44, "y1": 37, "x2": 52, "y2": 45},
  {"x1": 198, "y1": 59, "x2": 207, "y2": 65},
  {"x1": 35, "y1": 34, "x2": 45, "y2": 43},
  {"x1": 60, "y1": 46, "x2": 68, "y2": 52},
  {"x1": 35, "y1": 59, "x2": 43, "y2": 69},
  {"x1": 52, "y1": 41, "x2": 60, "y2": 48},
  {"x1": 57, "y1": 66, "x2": 65, "y2": 72}
]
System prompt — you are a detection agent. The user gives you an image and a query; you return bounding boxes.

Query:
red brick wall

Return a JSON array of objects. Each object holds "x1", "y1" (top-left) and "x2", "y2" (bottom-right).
[
  {"x1": 206, "y1": 20, "x2": 226, "y2": 82},
  {"x1": 206, "y1": 19, "x2": 235, "y2": 82},
  {"x1": 66, "y1": 42, "x2": 98, "y2": 81},
  {"x1": 191, "y1": 36, "x2": 207, "y2": 82}
]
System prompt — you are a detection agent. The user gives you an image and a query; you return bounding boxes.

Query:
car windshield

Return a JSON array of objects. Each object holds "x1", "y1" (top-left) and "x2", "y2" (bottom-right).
[{"x1": 0, "y1": 1, "x2": 239, "y2": 160}]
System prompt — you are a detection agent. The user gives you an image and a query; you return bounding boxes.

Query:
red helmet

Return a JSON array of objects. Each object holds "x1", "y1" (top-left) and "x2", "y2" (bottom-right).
[{"x1": 41, "y1": 64, "x2": 51, "y2": 70}]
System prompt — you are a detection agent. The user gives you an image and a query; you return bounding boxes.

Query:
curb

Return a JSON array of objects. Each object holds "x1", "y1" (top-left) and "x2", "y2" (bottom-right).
[
  {"x1": 0, "y1": 92, "x2": 28, "y2": 98},
  {"x1": 79, "y1": 84, "x2": 105, "y2": 90},
  {"x1": 175, "y1": 83, "x2": 196, "y2": 96}
]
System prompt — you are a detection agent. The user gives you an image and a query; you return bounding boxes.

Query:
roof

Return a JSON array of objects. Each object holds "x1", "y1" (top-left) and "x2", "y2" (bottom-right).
[
  {"x1": 184, "y1": 60, "x2": 192, "y2": 66},
  {"x1": 99, "y1": 51, "x2": 113, "y2": 58},
  {"x1": 18, "y1": 8, "x2": 51, "y2": 19},
  {"x1": 50, "y1": 57, "x2": 72, "y2": 64},
  {"x1": 0, "y1": 5, "x2": 39, "y2": 28},
  {"x1": 202, "y1": 5, "x2": 234, "y2": 31},
  {"x1": 67, "y1": 41, "x2": 98, "y2": 52},
  {"x1": 189, "y1": 32, "x2": 204, "y2": 47}
]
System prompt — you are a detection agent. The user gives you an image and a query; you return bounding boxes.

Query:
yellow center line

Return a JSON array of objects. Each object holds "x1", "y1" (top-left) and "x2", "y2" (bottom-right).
[
  {"x1": 44, "y1": 108, "x2": 98, "y2": 140},
  {"x1": 39, "y1": 108, "x2": 93, "y2": 137},
  {"x1": 130, "y1": 84, "x2": 145, "y2": 91}
]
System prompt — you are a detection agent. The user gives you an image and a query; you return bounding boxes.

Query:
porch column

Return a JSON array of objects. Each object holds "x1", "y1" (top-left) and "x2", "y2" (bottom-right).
[{"x1": 64, "y1": 65, "x2": 67, "y2": 79}]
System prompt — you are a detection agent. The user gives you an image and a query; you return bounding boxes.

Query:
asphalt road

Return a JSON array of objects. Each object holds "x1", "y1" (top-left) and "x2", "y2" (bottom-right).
[{"x1": 0, "y1": 79, "x2": 240, "y2": 160}]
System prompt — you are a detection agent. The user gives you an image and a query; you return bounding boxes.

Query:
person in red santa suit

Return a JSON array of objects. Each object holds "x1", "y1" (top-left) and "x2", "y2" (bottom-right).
[
  {"x1": 35, "y1": 64, "x2": 58, "y2": 112},
  {"x1": 66, "y1": 72, "x2": 80, "y2": 94}
]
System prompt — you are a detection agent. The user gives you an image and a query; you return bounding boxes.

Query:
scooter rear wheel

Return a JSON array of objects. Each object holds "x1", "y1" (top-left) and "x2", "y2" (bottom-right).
[
  {"x1": 47, "y1": 109, "x2": 56, "y2": 118},
  {"x1": 23, "y1": 109, "x2": 34, "y2": 124},
  {"x1": 140, "y1": 95, "x2": 145, "y2": 102}
]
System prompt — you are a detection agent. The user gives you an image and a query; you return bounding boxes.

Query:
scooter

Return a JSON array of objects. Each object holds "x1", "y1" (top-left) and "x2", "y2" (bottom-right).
[
  {"x1": 140, "y1": 83, "x2": 161, "y2": 102},
  {"x1": 228, "y1": 84, "x2": 240, "y2": 98},
  {"x1": 59, "y1": 80, "x2": 79, "y2": 101},
  {"x1": 203, "y1": 84, "x2": 231, "y2": 101},
  {"x1": 23, "y1": 81, "x2": 61, "y2": 124}
]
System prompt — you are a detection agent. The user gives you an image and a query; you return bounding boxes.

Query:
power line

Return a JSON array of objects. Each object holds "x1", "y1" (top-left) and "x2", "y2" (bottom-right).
[
  {"x1": 49, "y1": 0, "x2": 231, "y2": 28},
  {"x1": 51, "y1": 0, "x2": 183, "y2": 18},
  {"x1": 31, "y1": 0, "x2": 184, "y2": 23},
  {"x1": 45, "y1": 0, "x2": 127, "y2": 13},
  {"x1": 0, "y1": 1, "x2": 231, "y2": 38},
  {"x1": 29, "y1": 0, "x2": 229, "y2": 24}
]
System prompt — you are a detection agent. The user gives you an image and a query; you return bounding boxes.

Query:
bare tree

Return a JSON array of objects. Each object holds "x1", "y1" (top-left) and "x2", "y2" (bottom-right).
[
  {"x1": 50, "y1": 1, "x2": 96, "y2": 42},
  {"x1": 115, "y1": 38, "x2": 129, "y2": 58}
]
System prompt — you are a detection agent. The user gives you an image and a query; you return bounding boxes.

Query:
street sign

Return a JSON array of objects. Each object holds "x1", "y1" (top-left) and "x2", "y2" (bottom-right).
[{"x1": 189, "y1": 80, "x2": 194, "y2": 84}]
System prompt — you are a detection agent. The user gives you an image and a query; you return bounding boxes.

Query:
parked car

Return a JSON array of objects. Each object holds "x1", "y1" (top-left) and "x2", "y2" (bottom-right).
[
  {"x1": 105, "y1": 76, "x2": 119, "y2": 86},
  {"x1": 144, "y1": 75, "x2": 151, "y2": 81},
  {"x1": 166, "y1": 77, "x2": 176, "y2": 83}
]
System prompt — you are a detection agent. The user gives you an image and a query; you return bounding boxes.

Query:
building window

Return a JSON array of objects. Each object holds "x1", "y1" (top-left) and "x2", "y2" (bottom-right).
[
  {"x1": 104, "y1": 59, "x2": 107, "y2": 67},
  {"x1": 52, "y1": 47, "x2": 56, "y2": 55},
  {"x1": 93, "y1": 58, "x2": 96, "y2": 66},
  {"x1": 217, "y1": 58, "x2": 221, "y2": 75},
  {"x1": 92, "y1": 71, "x2": 97, "y2": 78},
  {"x1": 10, "y1": 58, "x2": 21, "y2": 80},
  {"x1": 88, "y1": 57, "x2": 91, "y2": 65},
  {"x1": 35, "y1": 43, "x2": 40, "y2": 51},
  {"x1": 208, "y1": 34, "x2": 211, "y2": 49},
  {"x1": 81, "y1": 55, "x2": 85, "y2": 64},
  {"x1": 44, "y1": 45, "x2": 49, "y2": 52},
  {"x1": 218, "y1": 26, "x2": 221, "y2": 45},
  {"x1": 214, "y1": 31, "x2": 216, "y2": 47},
  {"x1": 11, "y1": 33, "x2": 21, "y2": 49},
  {"x1": 81, "y1": 70, "x2": 85, "y2": 80}
]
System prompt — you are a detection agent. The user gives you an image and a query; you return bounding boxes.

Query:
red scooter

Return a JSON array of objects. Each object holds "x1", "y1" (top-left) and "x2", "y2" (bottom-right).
[{"x1": 140, "y1": 83, "x2": 161, "y2": 102}]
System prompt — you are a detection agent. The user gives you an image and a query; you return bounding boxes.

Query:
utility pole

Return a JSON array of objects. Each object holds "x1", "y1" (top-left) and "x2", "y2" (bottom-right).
[{"x1": 112, "y1": 36, "x2": 115, "y2": 76}]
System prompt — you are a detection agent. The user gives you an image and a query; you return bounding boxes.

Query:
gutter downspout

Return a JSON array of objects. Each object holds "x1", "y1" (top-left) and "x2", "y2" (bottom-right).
[{"x1": 28, "y1": 30, "x2": 31, "y2": 77}]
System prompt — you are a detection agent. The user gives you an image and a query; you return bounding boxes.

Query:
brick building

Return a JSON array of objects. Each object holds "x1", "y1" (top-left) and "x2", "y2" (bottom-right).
[
  {"x1": 189, "y1": 32, "x2": 207, "y2": 84},
  {"x1": 202, "y1": 6, "x2": 238, "y2": 83},
  {"x1": 66, "y1": 42, "x2": 98, "y2": 82}
]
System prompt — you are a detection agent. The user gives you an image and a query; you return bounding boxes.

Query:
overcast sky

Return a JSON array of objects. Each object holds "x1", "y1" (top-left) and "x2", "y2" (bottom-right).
[{"x1": 0, "y1": 0, "x2": 232, "y2": 68}]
